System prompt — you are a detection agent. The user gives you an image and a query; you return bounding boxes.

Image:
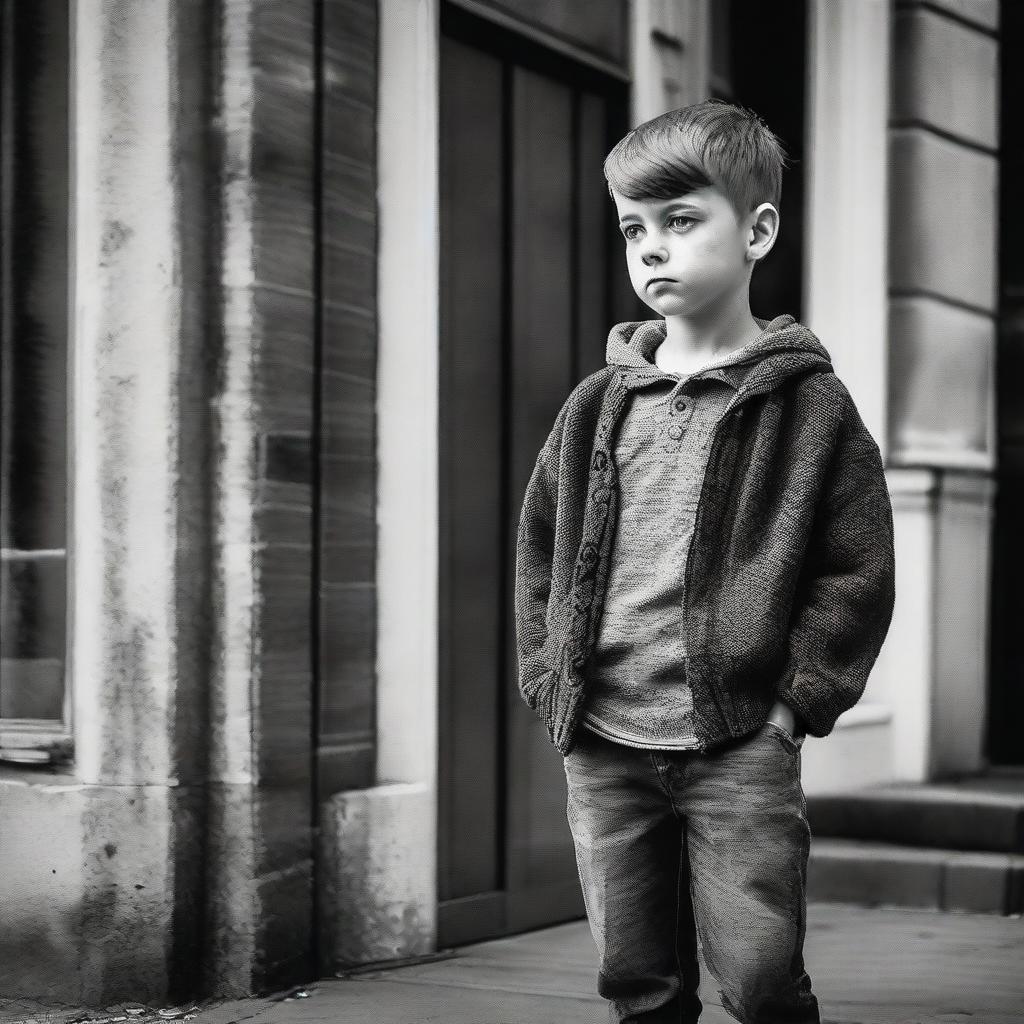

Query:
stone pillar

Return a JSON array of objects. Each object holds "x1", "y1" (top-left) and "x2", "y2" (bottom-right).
[
  {"x1": 318, "y1": 0, "x2": 441, "y2": 973},
  {"x1": 206, "y1": 0, "x2": 317, "y2": 997},
  {"x1": 799, "y1": 0, "x2": 895, "y2": 795},
  {"x1": 630, "y1": 0, "x2": 710, "y2": 127},
  {"x1": 804, "y1": 0, "x2": 891, "y2": 449},
  {"x1": 885, "y1": 0, "x2": 999, "y2": 778},
  {"x1": 0, "y1": 0, "x2": 212, "y2": 1004}
]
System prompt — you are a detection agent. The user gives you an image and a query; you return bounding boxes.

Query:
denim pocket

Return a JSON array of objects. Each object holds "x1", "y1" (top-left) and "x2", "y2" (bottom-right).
[{"x1": 763, "y1": 719, "x2": 803, "y2": 753}]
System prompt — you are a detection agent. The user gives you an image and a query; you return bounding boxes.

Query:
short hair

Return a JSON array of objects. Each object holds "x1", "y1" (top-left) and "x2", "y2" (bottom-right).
[{"x1": 603, "y1": 100, "x2": 787, "y2": 214}]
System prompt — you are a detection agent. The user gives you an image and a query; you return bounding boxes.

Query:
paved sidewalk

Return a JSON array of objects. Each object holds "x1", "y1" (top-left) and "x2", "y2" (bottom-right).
[{"x1": 3, "y1": 903, "x2": 1023, "y2": 1024}]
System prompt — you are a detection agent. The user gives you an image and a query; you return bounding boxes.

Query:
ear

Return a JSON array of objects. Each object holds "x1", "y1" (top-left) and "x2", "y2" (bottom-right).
[{"x1": 746, "y1": 202, "x2": 780, "y2": 263}]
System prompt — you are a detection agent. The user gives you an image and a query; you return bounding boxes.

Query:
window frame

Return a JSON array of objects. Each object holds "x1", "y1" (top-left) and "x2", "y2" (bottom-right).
[{"x1": 0, "y1": 0, "x2": 74, "y2": 764}]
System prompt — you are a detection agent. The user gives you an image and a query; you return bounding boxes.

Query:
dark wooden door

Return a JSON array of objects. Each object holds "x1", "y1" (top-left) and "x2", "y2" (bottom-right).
[{"x1": 438, "y1": 9, "x2": 633, "y2": 944}]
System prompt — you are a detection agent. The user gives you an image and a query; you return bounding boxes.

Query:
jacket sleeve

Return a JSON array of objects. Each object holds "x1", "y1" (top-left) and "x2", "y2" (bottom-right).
[
  {"x1": 514, "y1": 398, "x2": 570, "y2": 708},
  {"x1": 775, "y1": 394, "x2": 896, "y2": 738}
]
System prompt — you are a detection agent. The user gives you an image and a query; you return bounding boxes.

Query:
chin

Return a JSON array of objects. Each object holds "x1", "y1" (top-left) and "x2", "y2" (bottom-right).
[{"x1": 646, "y1": 296, "x2": 692, "y2": 317}]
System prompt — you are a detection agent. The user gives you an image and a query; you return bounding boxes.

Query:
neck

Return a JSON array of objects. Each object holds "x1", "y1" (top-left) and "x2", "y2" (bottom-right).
[{"x1": 662, "y1": 283, "x2": 761, "y2": 359}]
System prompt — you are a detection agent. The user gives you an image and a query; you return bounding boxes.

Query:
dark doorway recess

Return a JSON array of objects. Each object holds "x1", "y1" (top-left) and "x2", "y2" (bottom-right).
[
  {"x1": 710, "y1": 0, "x2": 807, "y2": 322},
  {"x1": 438, "y1": 2, "x2": 632, "y2": 945},
  {"x1": 988, "y1": 0, "x2": 1023, "y2": 766}
]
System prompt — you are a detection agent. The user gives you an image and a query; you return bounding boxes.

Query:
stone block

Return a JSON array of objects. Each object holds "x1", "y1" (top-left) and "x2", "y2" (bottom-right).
[
  {"x1": 257, "y1": 784, "x2": 314, "y2": 875},
  {"x1": 888, "y1": 296, "x2": 994, "y2": 466},
  {"x1": 807, "y1": 839, "x2": 944, "y2": 908},
  {"x1": 889, "y1": 129, "x2": 997, "y2": 311},
  {"x1": 931, "y1": 470, "x2": 995, "y2": 777},
  {"x1": 318, "y1": 782, "x2": 436, "y2": 973},
  {"x1": 892, "y1": 7, "x2": 998, "y2": 149},
  {"x1": 942, "y1": 852, "x2": 1013, "y2": 913},
  {"x1": 0, "y1": 777, "x2": 202, "y2": 1005},
  {"x1": 808, "y1": 783, "x2": 1024, "y2": 852},
  {"x1": 1008, "y1": 858, "x2": 1024, "y2": 913},
  {"x1": 255, "y1": 861, "x2": 314, "y2": 993},
  {"x1": 203, "y1": 781, "x2": 259, "y2": 999}
]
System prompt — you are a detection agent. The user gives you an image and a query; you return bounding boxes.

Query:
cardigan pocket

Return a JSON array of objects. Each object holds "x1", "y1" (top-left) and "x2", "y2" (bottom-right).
[{"x1": 521, "y1": 666, "x2": 555, "y2": 712}]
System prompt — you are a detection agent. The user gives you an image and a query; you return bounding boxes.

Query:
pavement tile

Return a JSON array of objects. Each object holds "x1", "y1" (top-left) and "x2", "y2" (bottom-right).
[{"x1": 4, "y1": 904, "x2": 1023, "y2": 1024}]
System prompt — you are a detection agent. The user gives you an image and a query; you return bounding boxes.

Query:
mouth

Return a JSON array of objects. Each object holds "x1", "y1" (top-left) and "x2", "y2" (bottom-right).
[{"x1": 646, "y1": 277, "x2": 678, "y2": 289}]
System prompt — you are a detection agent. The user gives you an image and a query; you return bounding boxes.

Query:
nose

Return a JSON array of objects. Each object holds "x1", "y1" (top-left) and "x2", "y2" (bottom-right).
[{"x1": 640, "y1": 241, "x2": 668, "y2": 267}]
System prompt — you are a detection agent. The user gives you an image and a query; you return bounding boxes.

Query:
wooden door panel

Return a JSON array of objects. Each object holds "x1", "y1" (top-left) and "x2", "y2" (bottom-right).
[
  {"x1": 478, "y1": 0, "x2": 629, "y2": 66},
  {"x1": 438, "y1": 36, "x2": 506, "y2": 903},
  {"x1": 438, "y1": 17, "x2": 628, "y2": 944},
  {"x1": 505, "y1": 65, "x2": 578, "y2": 901},
  {"x1": 576, "y1": 91, "x2": 613, "y2": 381},
  {"x1": 509, "y1": 64, "x2": 575, "y2": 495}
]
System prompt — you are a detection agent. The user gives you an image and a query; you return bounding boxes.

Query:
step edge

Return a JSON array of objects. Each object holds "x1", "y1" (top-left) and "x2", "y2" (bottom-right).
[{"x1": 810, "y1": 837, "x2": 1024, "y2": 866}]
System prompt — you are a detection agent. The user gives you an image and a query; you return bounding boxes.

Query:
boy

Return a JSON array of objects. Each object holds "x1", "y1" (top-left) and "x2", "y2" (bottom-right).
[{"x1": 514, "y1": 101, "x2": 896, "y2": 1023}]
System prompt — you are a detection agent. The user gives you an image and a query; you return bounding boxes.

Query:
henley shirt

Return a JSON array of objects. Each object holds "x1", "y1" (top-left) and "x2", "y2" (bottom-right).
[{"x1": 582, "y1": 319, "x2": 778, "y2": 749}]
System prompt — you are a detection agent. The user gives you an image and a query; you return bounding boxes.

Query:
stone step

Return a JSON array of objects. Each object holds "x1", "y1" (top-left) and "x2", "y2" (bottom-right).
[
  {"x1": 806, "y1": 775, "x2": 1024, "y2": 853},
  {"x1": 807, "y1": 837, "x2": 1024, "y2": 915}
]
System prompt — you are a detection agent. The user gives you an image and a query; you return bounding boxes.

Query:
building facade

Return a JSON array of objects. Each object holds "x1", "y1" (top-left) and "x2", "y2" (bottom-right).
[{"x1": 0, "y1": 0, "x2": 1011, "y2": 1005}]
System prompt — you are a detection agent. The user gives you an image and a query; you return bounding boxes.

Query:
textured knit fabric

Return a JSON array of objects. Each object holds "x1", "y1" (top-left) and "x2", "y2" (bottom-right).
[
  {"x1": 514, "y1": 314, "x2": 896, "y2": 757},
  {"x1": 584, "y1": 319, "x2": 775, "y2": 750},
  {"x1": 563, "y1": 724, "x2": 819, "y2": 1023}
]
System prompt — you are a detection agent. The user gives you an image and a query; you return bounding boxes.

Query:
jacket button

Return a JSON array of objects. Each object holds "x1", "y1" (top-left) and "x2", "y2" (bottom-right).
[
  {"x1": 592, "y1": 486, "x2": 610, "y2": 504},
  {"x1": 674, "y1": 398, "x2": 687, "y2": 411},
  {"x1": 668, "y1": 424, "x2": 683, "y2": 439}
]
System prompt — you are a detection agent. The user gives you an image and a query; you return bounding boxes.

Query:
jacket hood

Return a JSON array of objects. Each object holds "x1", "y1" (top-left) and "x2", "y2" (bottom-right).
[{"x1": 605, "y1": 314, "x2": 834, "y2": 396}]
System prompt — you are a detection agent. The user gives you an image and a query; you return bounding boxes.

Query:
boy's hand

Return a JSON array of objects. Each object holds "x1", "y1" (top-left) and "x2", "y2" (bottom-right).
[{"x1": 768, "y1": 700, "x2": 805, "y2": 742}]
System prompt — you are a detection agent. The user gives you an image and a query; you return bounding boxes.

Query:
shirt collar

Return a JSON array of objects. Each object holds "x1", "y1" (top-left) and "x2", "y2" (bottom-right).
[{"x1": 621, "y1": 321, "x2": 760, "y2": 391}]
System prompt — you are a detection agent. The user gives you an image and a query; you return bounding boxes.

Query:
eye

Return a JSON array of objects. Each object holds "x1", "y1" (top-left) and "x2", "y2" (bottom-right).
[
  {"x1": 621, "y1": 224, "x2": 643, "y2": 241},
  {"x1": 668, "y1": 215, "x2": 696, "y2": 231}
]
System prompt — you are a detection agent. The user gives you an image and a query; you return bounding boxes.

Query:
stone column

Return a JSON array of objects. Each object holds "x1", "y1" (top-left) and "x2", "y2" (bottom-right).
[
  {"x1": 318, "y1": 0, "x2": 441, "y2": 971},
  {"x1": 206, "y1": 0, "x2": 317, "y2": 996},
  {"x1": 885, "y1": 0, "x2": 998, "y2": 779},
  {"x1": 804, "y1": 0, "x2": 891, "y2": 449},
  {"x1": 799, "y1": 0, "x2": 896, "y2": 795}
]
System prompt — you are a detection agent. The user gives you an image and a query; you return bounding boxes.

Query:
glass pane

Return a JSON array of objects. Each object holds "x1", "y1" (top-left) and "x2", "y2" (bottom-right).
[
  {"x1": 1, "y1": 1, "x2": 69, "y2": 551},
  {"x1": 0, "y1": 1, "x2": 70, "y2": 727},
  {"x1": 0, "y1": 553, "x2": 66, "y2": 719}
]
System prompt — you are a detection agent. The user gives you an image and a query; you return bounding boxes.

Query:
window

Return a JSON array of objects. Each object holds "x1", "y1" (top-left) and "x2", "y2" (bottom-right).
[{"x1": 0, "y1": 1, "x2": 71, "y2": 763}]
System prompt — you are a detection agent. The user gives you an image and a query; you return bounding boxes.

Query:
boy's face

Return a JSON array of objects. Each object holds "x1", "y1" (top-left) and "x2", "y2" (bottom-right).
[{"x1": 612, "y1": 185, "x2": 758, "y2": 319}]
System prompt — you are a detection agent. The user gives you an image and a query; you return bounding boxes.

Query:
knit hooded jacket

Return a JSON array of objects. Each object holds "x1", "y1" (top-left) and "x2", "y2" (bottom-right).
[{"x1": 514, "y1": 315, "x2": 896, "y2": 756}]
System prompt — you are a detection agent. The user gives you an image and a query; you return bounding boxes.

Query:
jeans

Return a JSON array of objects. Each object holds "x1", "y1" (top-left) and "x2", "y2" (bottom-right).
[{"x1": 562, "y1": 721, "x2": 820, "y2": 1023}]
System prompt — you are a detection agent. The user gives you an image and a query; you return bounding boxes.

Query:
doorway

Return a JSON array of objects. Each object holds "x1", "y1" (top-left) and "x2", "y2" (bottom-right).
[{"x1": 437, "y1": 3, "x2": 633, "y2": 944}]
